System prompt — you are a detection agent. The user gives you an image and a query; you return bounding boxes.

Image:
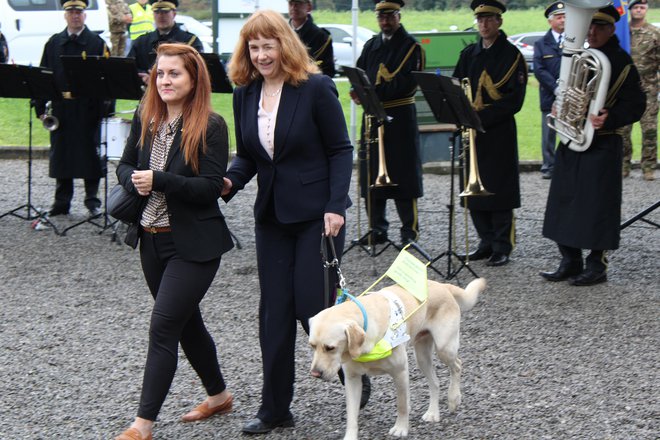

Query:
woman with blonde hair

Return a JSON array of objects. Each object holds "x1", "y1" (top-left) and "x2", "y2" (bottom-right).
[
  {"x1": 115, "y1": 43, "x2": 235, "y2": 440},
  {"x1": 222, "y1": 9, "x2": 355, "y2": 435}
]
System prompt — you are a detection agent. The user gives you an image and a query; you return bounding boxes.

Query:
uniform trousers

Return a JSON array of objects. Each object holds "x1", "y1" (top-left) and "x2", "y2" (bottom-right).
[
  {"x1": 254, "y1": 216, "x2": 344, "y2": 423},
  {"x1": 540, "y1": 111, "x2": 557, "y2": 174},
  {"x1": 52, "y1": 178, "x2": 100, "y2": 213},
  {"x1": 137, "y1": 231, "x2": 225, "y2": 421},
  {"x1": 558, "y1": 244, "x2": 607, "y2": 273},
  {"x1": 470, "y1": 209, "x2": 515, "y2": 256},
  {"x1": 370, "y1": 197, "x2": 418, "y2": 241}
]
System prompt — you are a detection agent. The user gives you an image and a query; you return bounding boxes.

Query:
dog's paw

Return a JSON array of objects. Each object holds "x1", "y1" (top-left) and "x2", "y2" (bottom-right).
[
  {"x1": 422, "y1": 410, "x2": 440, "y2": 423},
  {"x1": 389, "y1": 424, "x2": 409, "y2": 437}
]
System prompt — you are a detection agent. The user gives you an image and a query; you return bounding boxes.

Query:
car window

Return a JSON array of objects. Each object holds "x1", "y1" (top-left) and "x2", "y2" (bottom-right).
[
  {"x1": 327, "y1": 27, "x2": 349, "y2": 42},
  {"x1": 521, "y1": 35, "x2": 542, "y2": 46}
]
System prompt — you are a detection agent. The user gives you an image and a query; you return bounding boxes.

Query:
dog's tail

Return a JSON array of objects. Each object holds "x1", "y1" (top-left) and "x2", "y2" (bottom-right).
[{"x1": 452, "y1": 277, "x2": 486, "y2": 312}]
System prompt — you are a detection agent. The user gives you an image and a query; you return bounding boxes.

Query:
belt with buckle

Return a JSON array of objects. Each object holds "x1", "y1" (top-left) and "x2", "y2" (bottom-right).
[{"x1": 143, "y1": 226, "x2": 172, "y2": 234}]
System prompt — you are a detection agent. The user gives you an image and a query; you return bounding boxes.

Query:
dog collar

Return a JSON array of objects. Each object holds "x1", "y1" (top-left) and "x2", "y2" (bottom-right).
[{"x1": 337, "y1": 290, "x2": 368, "y2": 331}]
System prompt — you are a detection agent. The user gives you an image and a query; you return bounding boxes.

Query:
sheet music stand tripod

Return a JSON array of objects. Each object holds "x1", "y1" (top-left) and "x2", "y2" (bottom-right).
[
  {"x1": 342, "y1": 66, "x2": 399, "y2": 257},
  {"x1": 413, "y1": 71, "x2": 484, "y2": 280},
  {"x1": 58, "y1": 55, "x2": 143, "y2": 237},
  {"x1": 0, "y1": 64, "x2": 60, "y2": 233}
]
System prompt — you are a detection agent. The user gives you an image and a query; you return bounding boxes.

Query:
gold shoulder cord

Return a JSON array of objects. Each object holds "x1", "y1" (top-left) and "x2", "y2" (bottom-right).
[
  {"x1": 314, "y1": 35, "x2": 332, "y2": 59},
  {"x1": 375, "y1": 42, "x2": 420, "y2": 86},
  {"x1": 473, "y1": 52, "x2": 522, "y2": 111},
  {"x1": 605, "y1": 64, "x2": 631, "y2": 108},
  {"x1": 187, "y1": 35, "x2": 197, "y2": 46}
]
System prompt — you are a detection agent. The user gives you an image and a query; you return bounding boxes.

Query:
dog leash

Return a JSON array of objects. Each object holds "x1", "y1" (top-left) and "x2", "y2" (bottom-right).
[{"x1": 320, "y1": 232, "x2": 368, "y2": 331}]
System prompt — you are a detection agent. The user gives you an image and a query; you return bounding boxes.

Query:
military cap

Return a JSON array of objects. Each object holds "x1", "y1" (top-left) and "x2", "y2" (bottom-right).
[
  {"x1": 471, "y1": 0, "x2": 506, "y2": 16},
  {"x1": 150, "y1": 0, "x2": 177, "y2": 11},
  {"x1": 628, "y1": 0, "x2": 647, "y2": 8},
  {"x1": 61, "y1": 0, "x2": 88, "y2": 10},
  {"x1": 591, "y1": 4, "x2": 620, "y2": 25},
  {"x1": 544, "y1": 2, "x2": 565, "y2": 18},
  {"x1": 374, "y1": 0, "x2": 404, "y2": 14}
]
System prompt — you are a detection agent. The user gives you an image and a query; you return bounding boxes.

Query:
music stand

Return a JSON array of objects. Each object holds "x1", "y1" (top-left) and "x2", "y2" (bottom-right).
[
  {"x1": 413, "y1": 71, "x2": 484, "y2": 280},
  {"x1": 0, "y1": 64, "x2": 61, "y2": 233},
  {"x1": 201, "y1": 53, "x2": 233, "y2": 94},
  {"x1": 342, "y1": 66, "x2": 398, "y2": 258},
  {"x1": 58, "y1": 55, "x2": 143, "y2": 236}
]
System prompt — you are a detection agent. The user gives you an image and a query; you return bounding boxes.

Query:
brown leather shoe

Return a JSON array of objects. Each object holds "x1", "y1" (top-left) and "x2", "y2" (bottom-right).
[
  {"x1": 181, "y1": 394, "x2": 233, "y2": 422},
  {"x1": 643, "y1": 170, "x2": 655, "y2": 181},
  {"x1": 115, "y1": 428, "x2": 152, "y2": 440}
]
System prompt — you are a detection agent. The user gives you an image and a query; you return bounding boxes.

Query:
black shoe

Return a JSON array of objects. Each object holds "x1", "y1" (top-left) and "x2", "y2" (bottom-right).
[
  {"x1": 541, "y1": 171, "x2": 552, "y2": 180},
  {"x1": 358, "y1": 231, "x2": 388, "y2": 245},
  {"x1": 539, "y1": 264, "x2": 583, "y2": 282},
  {"x1": 457, "y1": 248, "x2": 491, "y2": 261},
  {"x1": 242, "y1": 416, "x2": 294, "y2": 434},
  {"x1": 337, "y1": 370, "x2": 371, "y2": 410},
  {"x1": 88, "y1": 207, "x2": 102, "y2": 218},
  {"x1": 568, "y1": 269, "x2": 607, "y2": 286},
  {"x1": 48, "y1": 207, "x2": 69, "y2": 217},
  {"x1": 360, "y1": 374, "x2": 371, "y2": 410},
  {"x1": 486, "y1": 253, "x2": 509, "y2": 267}
]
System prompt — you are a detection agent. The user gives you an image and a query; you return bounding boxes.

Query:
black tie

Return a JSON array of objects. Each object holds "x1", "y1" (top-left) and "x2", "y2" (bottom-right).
[
  {"x1": 69, "y1": 33, "x2": 77, "y2": 41},
  {"x1": 557, "y1": 34, "x2": 562, "y2": 47}
]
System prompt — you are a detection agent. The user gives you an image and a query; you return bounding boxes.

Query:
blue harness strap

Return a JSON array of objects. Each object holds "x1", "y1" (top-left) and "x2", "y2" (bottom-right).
[{"x1": 335, "y1": 290, "x2": 368, "y2": 331}]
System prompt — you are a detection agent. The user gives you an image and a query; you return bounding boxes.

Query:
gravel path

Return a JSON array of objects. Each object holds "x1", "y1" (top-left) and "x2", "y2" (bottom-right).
[{"x1": 0, "y1": 158, "x2": 658, "y2": 440}]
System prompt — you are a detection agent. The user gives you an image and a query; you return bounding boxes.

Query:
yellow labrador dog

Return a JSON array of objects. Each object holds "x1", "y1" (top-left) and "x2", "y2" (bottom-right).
[{"x1": 309, "y1": 278, "x2": 485, "y2": 440}]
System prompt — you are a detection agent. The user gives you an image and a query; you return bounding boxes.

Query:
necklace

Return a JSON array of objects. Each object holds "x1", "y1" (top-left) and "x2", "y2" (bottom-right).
[{"x1": 264, "y1": 87, "x2": 281, "y2": 98}]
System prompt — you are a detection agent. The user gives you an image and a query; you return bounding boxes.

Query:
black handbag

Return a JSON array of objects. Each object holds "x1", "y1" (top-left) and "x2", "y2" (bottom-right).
[{"x1": 107, "y1": 183, "x2": 145, "y2": 224}]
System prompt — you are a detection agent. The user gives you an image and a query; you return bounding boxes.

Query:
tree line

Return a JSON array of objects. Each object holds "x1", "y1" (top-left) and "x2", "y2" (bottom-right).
[{"x1": 318, "y1": 0, "x2": 554, "y2": 11}]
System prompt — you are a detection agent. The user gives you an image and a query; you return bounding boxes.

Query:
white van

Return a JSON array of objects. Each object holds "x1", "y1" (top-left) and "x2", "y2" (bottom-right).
[{"x1": 0, "y1": 0, "x2": 109, "y2": 66}]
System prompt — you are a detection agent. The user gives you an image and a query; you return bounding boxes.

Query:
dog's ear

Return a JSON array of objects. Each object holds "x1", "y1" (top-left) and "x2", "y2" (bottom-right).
[{"x1": 345, "y1": 322, "x2": 366, "y2": 359}]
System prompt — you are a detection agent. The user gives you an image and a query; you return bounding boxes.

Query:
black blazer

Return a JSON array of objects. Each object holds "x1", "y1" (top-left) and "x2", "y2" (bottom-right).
[
  {"x1": 117, "y1": 112, "x2": 234, "y2": 262},
  {"x1": 223, "y1": 74, "x2": 353, "y2": 223}
]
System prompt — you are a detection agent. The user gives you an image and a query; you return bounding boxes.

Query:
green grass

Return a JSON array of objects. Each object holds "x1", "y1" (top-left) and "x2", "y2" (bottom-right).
[{"x1": 2, "y1": 7, "x2": 658, "y2": 161}]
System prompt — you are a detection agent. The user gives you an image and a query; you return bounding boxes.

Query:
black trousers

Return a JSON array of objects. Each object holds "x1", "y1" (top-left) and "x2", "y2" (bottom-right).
[
  {"x1": 558, "y1": 244, "x2": 607, "y2": 273},
  {"x1": 52, "y1": 178, "x2": 101, "y2": 213},
  {"x1": 369, "y1": 197, "x2": 419, "y2": 241},
  {"x1": 470, "y1": 209, "x2": 515, "y2": 256},
  {"x1": 137, "y1": 231, "x2": 225, "y2": 421},
  {"x1": 254, "y1": 217, "x2": 344, "y2": 423}
]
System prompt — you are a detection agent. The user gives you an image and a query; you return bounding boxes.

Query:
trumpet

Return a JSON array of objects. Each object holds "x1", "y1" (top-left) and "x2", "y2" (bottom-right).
[
  {"x1": 459, "y1": 78, "x2": 491, "y2": 197},
  {"x1": 42, "y1": 101, "x2": 59, "y2": 132},
  {"x1": 371, "y1": 123, "x2": 397, "y2": 188}
]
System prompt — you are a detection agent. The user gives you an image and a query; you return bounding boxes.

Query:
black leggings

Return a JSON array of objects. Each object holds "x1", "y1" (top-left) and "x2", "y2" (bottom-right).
[{"x1": 137, "y1": 231, "x2": 226, "y2": 421}]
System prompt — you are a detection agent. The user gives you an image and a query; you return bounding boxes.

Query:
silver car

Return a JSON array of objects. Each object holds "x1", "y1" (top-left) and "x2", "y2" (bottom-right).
[
  {"x1": 318, "y1": 23, "x2": 375, "y2": 74},
  {"x1": 507, "y1": 31, "x2": 545, "y2": 72}
]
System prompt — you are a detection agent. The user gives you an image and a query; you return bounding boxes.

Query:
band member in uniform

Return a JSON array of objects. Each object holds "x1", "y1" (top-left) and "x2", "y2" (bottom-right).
[
  {"x1": 288, "y1": 0, "x2": 335, "y2": 77},
  {"x1": 541, "y1": 6, "x2": 645, "y2": 286},
  {"x1": 620, "y1": 0, "x2": 659, "y2": 181},
  {"x1": 352, "y1": 0, "x2": 424, "y2": 246},
  {"x1": 127, "y1": 0, "x2": 203, "y2": 83},
  {"x1": 0, "y1": 28, "x2": 8, "y2": 63},
  {"x1": 534, "y1": 1, "x2": 565, "y2": 180},
  {"x1": 35, "y1": 0, "x2": 109, "y2": 221},
  {"x1": 452, "y1": 0, "x2": 527, "y2": 267}
]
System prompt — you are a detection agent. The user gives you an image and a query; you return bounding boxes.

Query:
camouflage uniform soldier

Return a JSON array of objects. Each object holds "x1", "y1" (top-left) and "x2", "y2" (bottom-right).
[
  {"x1": 107, "y1": 0, "x2": 132, "y2": 56},
  {"x1": 621, "y1": 0, "x2": 659, "y2": 181}
]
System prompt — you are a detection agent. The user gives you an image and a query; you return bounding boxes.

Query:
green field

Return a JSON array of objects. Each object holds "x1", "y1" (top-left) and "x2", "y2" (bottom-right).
[{"x1": 1, "y1": 7, "x2": 657, "y2": 161}]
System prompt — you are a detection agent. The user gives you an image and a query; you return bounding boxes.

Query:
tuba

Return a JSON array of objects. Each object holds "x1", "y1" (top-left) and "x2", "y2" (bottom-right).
[{"x1": 547, "y1": 0, "x2": 611, "y2": 152}]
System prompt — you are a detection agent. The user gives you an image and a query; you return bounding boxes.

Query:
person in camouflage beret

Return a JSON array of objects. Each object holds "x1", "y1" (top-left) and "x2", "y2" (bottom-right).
[
  {"x1": 620, "y1": 0, "x2": 659, "y2": 181},
  {"x1": 106, "y1": 0, "x2": 132, "y2": 56}
]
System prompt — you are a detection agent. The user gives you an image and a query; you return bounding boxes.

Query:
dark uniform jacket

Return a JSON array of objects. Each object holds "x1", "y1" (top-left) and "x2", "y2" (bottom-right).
[
  {"x1": 127, "y1": 24, "x2": 203, "y2": 73},
  {"x1": 0, "y1": 31, "x2": 8, "y2": 63},
  {"x1": 294, "y1": 15, "x2": 335, "y2": 77},
  {"x1": 534, "y1": 29, "x2": 562, "y2": 112},
  {"x1": 37, "y1": 26, "x2": 108, "y2": 179},
  {"x1": 453, "y1": 30, "x2": 527, "y2": 211},
  {"x1": 117, "y1": 112, "x2": 234, "y2": 262},
  {"x1": 543, "y1": 35, "x2": 645, "y2": 250},
  {"x1": 357, "y1": 25, "x2": 424, "y2": 200}
]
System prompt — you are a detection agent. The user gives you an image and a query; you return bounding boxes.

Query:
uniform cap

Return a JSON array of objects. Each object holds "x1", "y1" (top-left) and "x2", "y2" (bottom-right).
[
  {"x1": 592, "y1": 4, "x2": 620, "y2": 25},
  {"x1": 471, "y1": 0, "x2": 506, "y2": 16},
  {"x1": 61, "y1": 0, "x2": 88, "y2": 10},
  {"x1": 150, "y1": 0, "x2": 177, "y2": 11},
  {"x1": 544, "y1": 2, "x2": 565, "y2": 18},
  {"x1": 628, "y1": 0, "x2": 647, "y2": 8},
  {"x1": 374, "y1": 0, "x2": 404, "y2": 14}
]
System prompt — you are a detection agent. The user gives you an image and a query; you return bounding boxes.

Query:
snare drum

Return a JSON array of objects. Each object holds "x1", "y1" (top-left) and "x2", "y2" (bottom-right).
[{"x1": 102, "y1": 118, "x2": 132, "y2": 160}]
